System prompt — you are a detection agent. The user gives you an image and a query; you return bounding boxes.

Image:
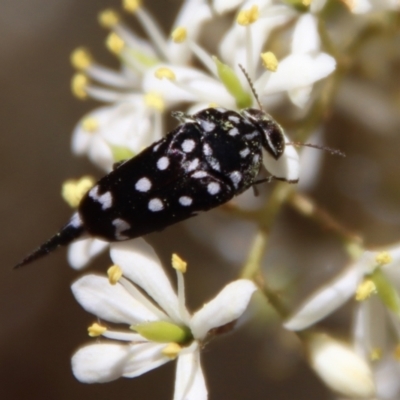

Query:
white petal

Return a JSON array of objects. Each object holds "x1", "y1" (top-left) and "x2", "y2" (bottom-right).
[
  {"x1": 213, "y1": 0, "x2": 244, "y2": 14},
  {"x1": 110, "y1": 239, "x2": 183, "y2": 324},
  {"x1": 288, "y1": 85, "x2": 313, "y2": 108},
  {"x1": 190, "y1": 280, "x2": 257, "y2": 339},
  {"x1": 87, "y1": 135, "x2": 115, "y2": 172},
  {"x1": 291, "y1": 14, "x2": 320, "y2": 55},
  {"x1": 72, "y1": 342, "x2": 169, "y2": 383},
  {"x1": 297, "y1": 127, "x2": 324, "y2": 190},
  {"x1": 284, "y1": 265, "x2": 360, "y2": 330},
  {"x1": 72, "y1": 343, "x2": 131, "y2": 383},
  {"x1": 123, "y1": 342, "x2": 170, "y2": 378},
  {"x1": 308, "y1": 334, "x2": 375, "y2": 398},
  {"x1": 264, "y1": 53, "x2": 336, "y2": 94},
  {"x1": 68, "y1": 238, "x2": 108, "y2": 270},
  {"x1": 262, "y1": 133, "x2": 300, "y2": 182},
  {"x1": 174, "y1": 344, "x2": 207, "y2": 400},
  {"x1": 71, "y1": 129, "x2": 91, "y2": 156},
  {"x1": 352, "y1": 301, "x2": 372, "y2": 358},
  {"x1": 71, "y1": 274, "x2": 161, "y2": 324},
  {"x1": 374, "y1": 357, "x2": 400, "y2": 399},
  {"x1": 352, "y1": 297, "x2": 387, "y2": 359}
]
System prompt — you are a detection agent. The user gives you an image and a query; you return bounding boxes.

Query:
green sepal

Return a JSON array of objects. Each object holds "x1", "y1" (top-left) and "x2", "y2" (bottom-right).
[
  {"x1": 213, "y1": 57, "x2": 252, "y2": 109},
  {"x1": 371, "y1": 268, "x2": 400, "y2": 315},
  {"x1": 132, "y1": 321, "x2": 192, "y2": 344},
  {"x1": 110, "y1": 145, "x2": 135, "y2": 163}
]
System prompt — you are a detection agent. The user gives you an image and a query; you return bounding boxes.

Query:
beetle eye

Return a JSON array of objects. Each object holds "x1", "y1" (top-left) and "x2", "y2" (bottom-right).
[{"x1": 262, "y1": 121, "x2": 285, "y2": 160}]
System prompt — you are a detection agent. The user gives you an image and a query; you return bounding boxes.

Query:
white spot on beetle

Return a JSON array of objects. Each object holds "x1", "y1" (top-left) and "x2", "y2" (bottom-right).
[
  {"x1": 209, "y1": 157, "x2": 221, "y2": 171},
  {"x1": 228, "y1": 115, "x2": 240, "y2": 124},
  {"x1": 186, "y1": 158, "x2": 199, "y2": 172},
  {"x1": 207, "y1": 182, "x2": 220, "y2": 195},
  {"x1": 203, "y1": 143, "x2": 212, "y2": 156},
  {"x1": 200, "y1": 120, "x2": 216, "y2": 132},
  {"x1": 244, "y1": 131, "x2": 258, "y2": 140},
  {"x1": 215, "y1": 107, "x2": 227, "y2": 113},
  {"x1": 157, "y1": 156, "x2": 170, "y2": 170},
  {"x1": 135, "y1": 177, "x2": 152, "y2": 192},
  {"x1": 112, "y1": 218, "x2": 131, "y2": 240},
  {"x1": 153, "y1": 143, "x2": 161, "y2": 152},
  {"x1": 228, "y1": 127, "x2": 239, "y2": 136},
  {"x1": 229, "y1": 171, "x2": 242, "y2": 188},
  {"x1": 181, "y1": 139, "x2": 196, "y2": 153},
  {"x1": 148, "y1": 198, "x2": 164, "y2": 212},
  {"x1": 69, "y1": 212, "x2": 82, "y2": 228},
  {"x1": 179, "y1": 196, "x2": 193, "y2": 206},
  {"x1": 89, "y1": 186, "x2": 113, "y2": 210},
  {"x1": 192, "y1": 171, "x2": 207, "y2": 179},
  {"x1": 240, "y1": 148, "x2": 250, "y2": 158}
]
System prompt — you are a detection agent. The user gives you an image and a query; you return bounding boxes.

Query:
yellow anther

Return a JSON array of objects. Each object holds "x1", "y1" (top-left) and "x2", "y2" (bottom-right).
[
  {"x1": 355, "y1": 278, "x2": 377, "y2": 301},
  {"x1": 88, "y1": 322, "x2": 107, "y2": 337},
  {"x1": 162, "y1": 343, "x2": 182, "y2": 360},
  {"x1": 370, "y1": 347, "x2": 382, "y2": 361},
  {"x1": 98, "y1": 9, "x2": 120, "y2": 29},
  {"x1": 71, "y1": 73, "x2": 89, "y2": 99},
  {"x1": 237, "y1": 5, "x2": 259, "y2": 26},
  {"x1": 108, "y1": 265, "x2": 123, "y2": 285},
  {"x1": 302, "y1": 0, "x2": 312, "y2": 6},
  {"x1": 394, "y1": 344, "x2": 400, "y2": 360},
  {"x1": 122, "y1": 0, "x2": 142, "y2": 13},
  {"x1": 208, "y1": 102, "x2": 219, "y2": 108},
  {"x1": 171, "y1": 253, "x2": 187, "y2": 273},
  {"x1": 144, "y1": 92, "x2": 165, "y2": 112},
  {"x1": 375, "y1": 251, "x2": 392, "y2": 266},
  {"x1": 171, "y1": 27, "x2": 187, "y2": 43},
  {"x1": 62, "y1": 176, "x2": 95, "y2": 208},
  {"x1": 106, "y1": 32, "x2": 125, "y2": 55},
  {"x1": 70, "y1": 47, "x2": 93, "y2": 70},
  {"x1": 81, "y1": 116, "x2": 99, "y2": 133},
  {"x1": 261, "y1": 52, "x2": 278, "y2": 72},
  {"x1": 154, "y1": 67, "x2": 176, "y2": 81}
]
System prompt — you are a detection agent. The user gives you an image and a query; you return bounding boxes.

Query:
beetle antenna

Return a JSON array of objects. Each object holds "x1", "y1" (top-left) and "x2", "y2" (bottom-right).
[
  {"x1": 238, "y1": 64, "x2": 263, "y2": 111},
  {"x1": 287, "y1": 142, "x2": 346, "y2": 157}
]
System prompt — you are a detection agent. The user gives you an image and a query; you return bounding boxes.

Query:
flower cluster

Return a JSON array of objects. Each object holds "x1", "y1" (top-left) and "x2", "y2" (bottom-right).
[
  {"x1": 65, "y1": 0, "x2": 341, "y2": 269},
  {"x1": 285, "y1": 247, "x2": 400, "y2": 399},
  {"x1": 52, "y1": 0, "x2": 400, "y2": 399}
]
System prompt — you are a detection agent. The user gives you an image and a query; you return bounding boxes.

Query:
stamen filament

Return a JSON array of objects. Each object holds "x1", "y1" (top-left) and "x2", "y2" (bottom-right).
[
  {"x1": 133, "y1": 7, "x2": 170, "y2": 62},
  {"x1": 188, "y1": 40, "x2": 218, "y2": 78}
]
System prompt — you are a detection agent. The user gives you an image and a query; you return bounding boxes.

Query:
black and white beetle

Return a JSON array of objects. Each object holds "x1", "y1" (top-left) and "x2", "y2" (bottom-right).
[{"x1": 15, "y1": 106, "x2": 296, "y2": 268}]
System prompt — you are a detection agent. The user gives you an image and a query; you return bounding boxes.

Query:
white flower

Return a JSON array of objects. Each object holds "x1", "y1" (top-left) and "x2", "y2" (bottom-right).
[
  {"x1": 284, "y1": 247, "x2": 400, "y2": 330},
  {"x1": 71, "y1": 238, "x2": 257, "y2": 399},
  {"x1": 285, "y1": 246, "x2": 400, "y2": 399},
  {"x1": 260, "y1": 13, "x2": 336, "y2": 108}
]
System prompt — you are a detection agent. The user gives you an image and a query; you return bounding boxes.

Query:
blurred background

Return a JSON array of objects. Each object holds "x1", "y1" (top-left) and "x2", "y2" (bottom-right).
[{"x1": 2, "y1": 0, "x2": 400, "y2": 399}]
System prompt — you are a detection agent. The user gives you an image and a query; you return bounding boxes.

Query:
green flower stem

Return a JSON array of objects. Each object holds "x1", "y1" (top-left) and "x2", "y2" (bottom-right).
[
  {"x1": 240, "y1": 182, "x2": 294, "y2": 318},
  {"x1": 289, "y1": 192, "x2": 363, "y2": 246}
]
